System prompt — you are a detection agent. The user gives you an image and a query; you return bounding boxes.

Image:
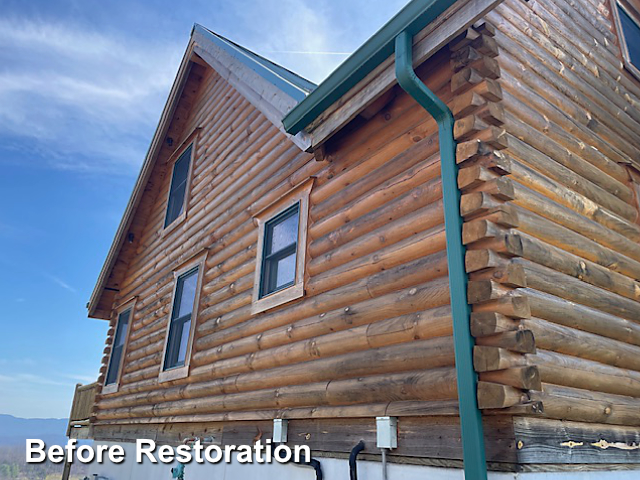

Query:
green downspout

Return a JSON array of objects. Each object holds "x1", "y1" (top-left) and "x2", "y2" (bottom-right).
[{"x1": 395, "y1": 30, "x2": 488, "y2": 480}]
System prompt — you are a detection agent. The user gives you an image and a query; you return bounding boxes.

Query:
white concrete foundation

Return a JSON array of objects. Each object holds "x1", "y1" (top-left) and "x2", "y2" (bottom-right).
[{"x1": 88, "y1": 441, "x2": 640, "y2": 480}]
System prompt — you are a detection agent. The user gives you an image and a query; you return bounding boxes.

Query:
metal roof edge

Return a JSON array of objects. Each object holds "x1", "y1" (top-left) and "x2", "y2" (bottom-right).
[
  {"x1": 282, "y1": 0, "x2": 458, "y2": 135},
  {"x1": 192, "y1": 24, "x2": 315, "y2": 103}
]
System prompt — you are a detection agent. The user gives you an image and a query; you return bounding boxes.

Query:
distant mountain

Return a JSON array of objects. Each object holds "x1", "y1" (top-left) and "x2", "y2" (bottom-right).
[{"x1": 0, "y1": 414, "x2": 68, "y2": 446}]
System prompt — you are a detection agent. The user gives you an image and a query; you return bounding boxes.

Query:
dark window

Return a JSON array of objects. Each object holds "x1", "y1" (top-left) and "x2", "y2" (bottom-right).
[
  {"x1": 619, "y1": 3, "x2": 640, "y2": 70},
  {"x1": 165, "y1": 144, "x2": 193, "y2": 228},
  {"x1": 105, "y1": 309, "x2": 131, "y2": 386},
  {"x1": 260, "y1": 203, "x2": 299, "y2": 297},
  {"x1": 164, "y1": 267, "x2": 199, "y2": 370}
]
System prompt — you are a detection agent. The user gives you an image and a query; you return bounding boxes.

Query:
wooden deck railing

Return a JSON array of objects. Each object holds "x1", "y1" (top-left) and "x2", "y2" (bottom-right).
[{"x1": 66, "y1": 382, "x2": 98, "y2": 436}]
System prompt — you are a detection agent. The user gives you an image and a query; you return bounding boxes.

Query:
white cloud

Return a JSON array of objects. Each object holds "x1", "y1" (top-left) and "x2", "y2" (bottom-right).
[
  {"x1": 0, "y1": 17, "x2": 182, "y2": 174},
  {"x1": 60, "y1": 373, "x2": 97, "y2": 384},
  {"x1": 0, "y1": 373, "x2": 68, "y2": 387},
  {"x1": 44, "y1": 273, "x2": 77, "y2": 293},
  {"x1": 232, "y1": 0, "x2": 346, "y2": 83}
]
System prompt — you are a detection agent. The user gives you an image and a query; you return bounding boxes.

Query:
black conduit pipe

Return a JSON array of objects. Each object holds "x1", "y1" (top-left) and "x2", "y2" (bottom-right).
[
  {"x1": 304, "y1": 459, "x2": 323, "y2": 480},
  {"x1": 294, "y1": 457, "x2": 323, "y2": 480},
  {"x1": 349, "y1": 440, "x2": 365, "y2": 480}
]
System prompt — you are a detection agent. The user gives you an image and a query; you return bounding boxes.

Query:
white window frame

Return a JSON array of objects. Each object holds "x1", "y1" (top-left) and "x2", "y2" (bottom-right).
[
  {"x1": 158, "y1": 251, "x2": 207, "y2": 383},
  {"x1": 162, "y1": 129, "x2": 200, "y2": 235},
  {"x1": 612, "y1": 0, "x2": 640, "y2": 80},
  {"x1": 251, "y1": 178, "x2": 313, "y2": 314},
  {"x1": 102, "y1": 297, "x2": 137, "y2": 395}
]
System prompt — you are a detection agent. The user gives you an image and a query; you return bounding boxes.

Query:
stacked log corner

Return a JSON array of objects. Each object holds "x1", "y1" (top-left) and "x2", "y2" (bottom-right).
[
  {"x1": 464, "y1": 0, "x2": 640, "y2": 432},
  {"x1": 448, "y1": 22, "x2": 542, "y2": 414}
]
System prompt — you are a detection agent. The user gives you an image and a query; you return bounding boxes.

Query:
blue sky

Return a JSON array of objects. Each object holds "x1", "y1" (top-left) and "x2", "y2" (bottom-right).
[{"x1": 0, "y1": 0, "x2": 407, "y2": 418}]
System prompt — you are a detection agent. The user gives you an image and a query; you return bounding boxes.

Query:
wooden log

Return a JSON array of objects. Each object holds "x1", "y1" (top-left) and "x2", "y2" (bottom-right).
[
  {"x1": 534, "y1": 349, "x2": 640, "y2": 398},
  {"x1": 522, "y1": 317, "x2": 640, "y2": 372},
  {"x1": 310, "y1": 153, "x2": 441, "y2": 240},
  {"x1": 449, "y1": 27, "x2": 481, "y2": 51},
  {"x1": 197, "y1": 251, "x2": 451, "y2": 353},
  {"x1": 504, "y1": 110, "x2": 632, "y2": 200},
  {"x1": 500, "y1": 59, "x2": 635, "y2": 166},
  {"x1": 201, "y1": 273, "x2": 253, "y2": 310},
  {"x1": 97, "y1": 367, "x2": 459, "y2": 419},
  {"x1": 474, "y1": 346, "x2": 527, "y2": 372},
  {"x1": 195, "y1": 280, "x2": 450, "y2": 363},
  {"x1": 311, "y1": 79, "x2": 452, "y2": 199},
  {"x1": 307, "y1": 49, "x2": 455, "y2": 166},
  {"x1": 504, "y1": 136, "x2": 635, "y2": 220},
  {"x1": 306, "y1": 228, "x2": 447, "y2": 297},
  {"x1": 451, "y1": 67, "x2": 488, "y2": 95},
  {"x1": 472, "y1": 296, "x2": 531, "y2": 319},
  {"x1": 511, "y1": 184, "x2": 640, "y2": 266},
  {"x1": 476, "y1": 330, "x2": 536, "y2": 354},
  {"x1": 514, "y1": 206, "x2": 640, "y2": 281},
  {"x1": 514, "y1": 0, "x2": 640, "y2": 103},
  {"x1": 513, "y1": 231, "x2": 640, "y2": 304},
  {"x1": 495, "y1": 1, "x2": 636, "y2": 126},
  {"x1": 454, "y1": 115, "x2": 490, "y2": 141},
  {"x1": 101, "y1": 337, "x2": 456, "y2": 410},
  {"x1": 489, "y1": 15, "x2": 640, "y2": 147},
  {"x1": 470, "y1": 264, "x2": 526, "y2": 288},
  {"x1": 191, "y1": 310, "x2": 453, "y2": 380},
  {"x1": 517, "y1": 258, "x2": 640, "y2": 321},
  {"x1": 480, "y1": 366, "x2": 541, "y2": 390},
  {"x1": 470, "y1": 311, "x2": 521, "y2": 337},
  {"x1": 311, "y1": 128, "x2": 440, "y2": 215},
  {"x1": 477, "y1": 381, "x2": 525, "y2": 409},
  {"x1": 451, "y1": 47, "x2": 500, "y2": 75},
  {"x1": 91, "y1": 399, "x2": 461, "y2": 426},
  {"x1": 507, "y1": 151, "x2": 639, "y2": 244},
  {"x1": 202, "y1": 258, "x2": 254, "y2": 298},
  {"x1": 309, "y1": 179, "x2": 443, "y2": 259},
  {"x1": 458, "y1": 165, "x2": 503, "y2": 193},
  {"x1": 456, "y1": 139, "x2": 494, "y2": 165},
  {"x1": 524, "y1": 288, "x2": 640, "y2": 348},
  {"x1": 467, "y1": 280, "x2": 517, "y2": 303},
  {"x1": 308, "y1": 201, "x2": 444, "y2": 277},
  {"x1": 530, "y1": 383, "x2": 640, "y2": 426},
  {"x1": 119, "y1": 144, "x2": 316, "y2": 298},
  {"x1": 461, "y1": 192, "x2": 512, "y2": 220}
]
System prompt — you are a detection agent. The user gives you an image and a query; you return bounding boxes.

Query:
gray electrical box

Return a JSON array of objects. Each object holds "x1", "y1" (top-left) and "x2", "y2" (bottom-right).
[
  {"x1": 376, "y1": 416, "x2": 398, "y2": 449},
  {"x1": 273, "y1": 419, "x2": 288, "y2": 443}
]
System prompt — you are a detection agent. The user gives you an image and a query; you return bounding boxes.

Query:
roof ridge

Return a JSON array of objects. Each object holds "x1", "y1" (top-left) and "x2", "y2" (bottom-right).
[{"x1": 193, "y1": 24, "x2": 316, "y2": 97}]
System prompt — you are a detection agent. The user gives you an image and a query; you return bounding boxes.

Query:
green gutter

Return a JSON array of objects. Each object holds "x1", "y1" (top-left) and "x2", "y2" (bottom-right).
[
  {"x1": 395, "y1": 30, "x2": 488, "y2": 480},
  {"x1": 282, "y1": 0, "x2": 458, "y2": 135}
]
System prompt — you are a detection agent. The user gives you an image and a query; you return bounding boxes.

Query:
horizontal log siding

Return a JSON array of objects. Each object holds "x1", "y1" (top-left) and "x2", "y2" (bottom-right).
[
  {"x1": 472, "y1": 0, "x2": 640, "y2": 426},
  {"x1": 93, "y1": 53, "x2": 455, "y2": 424}
]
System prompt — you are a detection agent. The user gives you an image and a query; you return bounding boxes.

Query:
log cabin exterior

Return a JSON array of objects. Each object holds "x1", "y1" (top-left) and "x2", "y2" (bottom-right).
[{"x1": 73, "y1": 0, "x2": 640, "y2": 477}]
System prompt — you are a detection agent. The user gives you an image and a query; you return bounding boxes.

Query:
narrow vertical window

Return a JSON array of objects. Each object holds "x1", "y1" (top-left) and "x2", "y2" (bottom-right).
[
  {"x1": 164, "y1": 266, "x2": 199, "y2": 370},
  {"x1": 614, "y1": 1, "x2": 640, "y2": 79},
  {"x1": 105, "y1": 309, "x2": 131, "y2": 387},
  {"x1": 165, "y1": 144, "x2": 193, "y2": 228},
  {"x1": 260, "y1": 203, "x2": 300, "y2": 297}
]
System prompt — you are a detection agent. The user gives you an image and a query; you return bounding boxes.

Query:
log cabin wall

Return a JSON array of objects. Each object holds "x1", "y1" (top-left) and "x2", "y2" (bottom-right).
[
  {"x1": 88, "y1": 0, "x2": 640, "y2": 464},
  {"x1": 462, "y1": 0, "x2": 640, "y2": 445},
  {"x1": 89, "y1": 47, "x2": 500, "y2": 461}
]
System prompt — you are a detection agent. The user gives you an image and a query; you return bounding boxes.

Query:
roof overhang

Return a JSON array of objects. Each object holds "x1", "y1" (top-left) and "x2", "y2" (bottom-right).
[{"x1": 282, "y1": 0, "x2": 502, "y2": 146}]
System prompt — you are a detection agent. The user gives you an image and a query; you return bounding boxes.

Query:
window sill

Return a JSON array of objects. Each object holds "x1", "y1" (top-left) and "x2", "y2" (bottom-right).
[
  {"x1": 623, "y1": 62, "x2": 640, "y2": 83},
  {"x1": 251, "y1": 282, "x2": 304, "y2": 315},
  {"x1": 161, "y1": 211, "x2": 187, "y2": 238},
  {"x1": 158, "y1": 365, "x2": 189, "y2": 383},
  {"x1": 101, "y1": 384, "x2": 119, "y2": 395}
]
